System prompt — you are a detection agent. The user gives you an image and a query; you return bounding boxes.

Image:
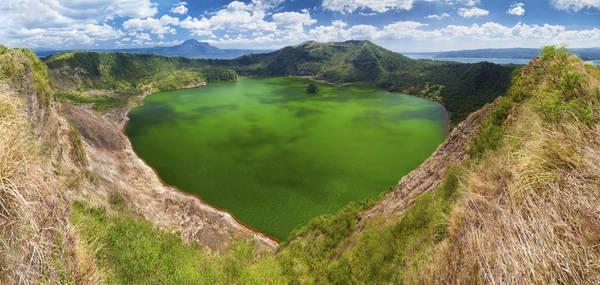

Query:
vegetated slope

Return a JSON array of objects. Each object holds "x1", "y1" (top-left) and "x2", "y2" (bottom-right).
[
  {"x1": 226, "y1": 40, "x2": 516, "y2": 126},
  {"x1": 426, "y1": 46, "x2": 600, "y2": 283},
  {"x1": 0, "y1": 46, "x2": 275, "y2": 284},
  {"x1": 45, "y1": 40, "x2": 516, "y2": 126},
  {"x1": 66, "y1": 46, "x2": 600, "y2": 284},
  {"x1": 45, "y1": 51, "x2": 237, "y2": 94},
  {"x1": 0, "y1": 46, "x2": 90, "y2": 283},
  {"x1": 281, "y1": 46, "x2": 600, "y2": 284}
]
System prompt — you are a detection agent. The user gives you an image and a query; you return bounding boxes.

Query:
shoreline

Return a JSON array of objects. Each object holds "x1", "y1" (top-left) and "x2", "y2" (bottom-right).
[
  {"x1": 119, "y1": 82, "x2": 280, "y2": 247},
  {"x1": 119, "y1": 77, "x2": 449, "y2": 247},
  {"x1": 292, "y1": 75, "x2": 451, "y2": 135}
]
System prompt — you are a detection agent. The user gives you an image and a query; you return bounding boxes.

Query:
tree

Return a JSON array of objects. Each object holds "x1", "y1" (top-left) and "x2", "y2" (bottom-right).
[{"x1": 306, "y1": 83, "x2": 319, "y2": 94}]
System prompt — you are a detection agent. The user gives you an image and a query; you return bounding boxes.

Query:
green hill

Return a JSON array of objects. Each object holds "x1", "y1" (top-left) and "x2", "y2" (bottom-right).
[
  {"x1": 45, "y1": 40, "x2": 516, "y2": 126},
  {"x1": 224, "y1": 40, "x2": 516, "y2": 125}
]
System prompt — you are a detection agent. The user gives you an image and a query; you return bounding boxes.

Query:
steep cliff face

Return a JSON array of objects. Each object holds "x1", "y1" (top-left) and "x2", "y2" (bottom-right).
[{"x1": 0, "y1": 47, "x2": 83, "y2": 283}]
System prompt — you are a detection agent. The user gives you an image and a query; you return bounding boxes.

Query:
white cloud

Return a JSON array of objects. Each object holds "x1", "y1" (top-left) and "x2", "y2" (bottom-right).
[
  {"x1": 308, "y1": 20, "x2": 350, "y2": 42},
  {"x1": 203, "y1": 17, "x2": 600, "y2": 51},
  {"x1": 179, "y1": 17, "x2": 212, "y2": 36},
  {"x1": 456, "y1": 0, "x2": 480, "y2": 6},
  {"x1": 176, "y1": 0, "x2": 297, "y2": 39},
  {"x1": 112, "y1": 0, "x2": 158, "y2": 18},
  {"x1": 171, "y1": 2, "x2": 188, "y2": 15},
  {"x1": 272, "y1": 11, "x2": 317, "y2": 33},
  {"x1": 551, "y1": 0, "x2": 600, "y2": 11},
  {"x1": 0, "y1": 0, "x2": 157, "y2": 48},
  {"x1": 507, "y1": 3, "x2": 525, "y2": 16},
  {"x1": 208, "y1": 1, "x2": 276, "y2": 31},
  {"x1": 123, "y1": 15, "x2": 179, "y2": 39},
  {"x1": 322, "y1": 0, "x2": 417, "y2": 13},
  {"x1": 426, "y1": 13, "x2": 450, "y2": 19},
  {"x1": 457, "y1": 6, "x2": 489, "y2": 17}
]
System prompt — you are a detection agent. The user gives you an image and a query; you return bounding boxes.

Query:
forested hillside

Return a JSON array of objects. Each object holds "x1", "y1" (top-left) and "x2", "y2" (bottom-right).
[{"x1": 46, "y1": 40, "x2": 516, "y2": 126}]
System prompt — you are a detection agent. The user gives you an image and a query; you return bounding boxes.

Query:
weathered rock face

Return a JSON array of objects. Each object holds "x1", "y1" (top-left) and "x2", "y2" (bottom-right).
[{"x1": 362, "y1": 100, "x2": 495, "y2": 221}]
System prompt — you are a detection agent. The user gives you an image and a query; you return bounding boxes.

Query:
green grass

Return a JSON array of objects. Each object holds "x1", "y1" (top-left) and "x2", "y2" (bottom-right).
[
  {"x1": 274, "y1": 166, "x2": 461, "y2": 284},
  {"x1": 69, "y1": 165, "x2": 460, "y2": 284},
  {"x1": 71, "y1": 200, "x2": 211, "y2": 284},
  {"x1": 57, "y1": 91, "x2": 124, "y2": 112}
]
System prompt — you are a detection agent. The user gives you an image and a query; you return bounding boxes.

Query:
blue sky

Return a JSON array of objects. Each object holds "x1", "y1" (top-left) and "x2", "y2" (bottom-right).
[{"x1": 1, "y1": 0, "x2": 599, "y2": 52}]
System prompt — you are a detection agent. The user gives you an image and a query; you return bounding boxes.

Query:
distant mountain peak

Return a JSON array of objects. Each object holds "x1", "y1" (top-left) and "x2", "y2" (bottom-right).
[{"x1": 180, "y1": 39, "x2": 209, "y2": 47}]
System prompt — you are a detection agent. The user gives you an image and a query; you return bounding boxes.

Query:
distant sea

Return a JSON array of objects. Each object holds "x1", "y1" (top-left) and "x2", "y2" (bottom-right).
[
  {"x1": 405, "y1": 53, "x2": 531, "y2": 65},
  {"x1": 405, "y1": 53, "x2": 600, "y2": 66}
]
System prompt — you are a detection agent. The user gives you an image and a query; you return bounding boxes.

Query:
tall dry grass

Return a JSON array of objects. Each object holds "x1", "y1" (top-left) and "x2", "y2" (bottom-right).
[
  {"x1": 0, "y1": 83, "x2": 85, "y2": 284},
  {"x1": 424, "y1": 57, "x2": 600, "y2": 283}
]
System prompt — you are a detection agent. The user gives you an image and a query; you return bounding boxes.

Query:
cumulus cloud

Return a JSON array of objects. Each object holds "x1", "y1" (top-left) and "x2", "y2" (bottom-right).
[
  {"x1": 507, "y1": 3, "x2": 525, "y2": 16},
  {"x1": 0, "y1": 0, "x2": 157, "y2": 48},
  {"x1": 455, "y1": 0, "x2": 480, "y2": 6},
  {"x1": 322, "y1": 0, "x2": 417, "y2": 13},
  {"x1": 206, "y1": 17, "x2": 600, "y2": 51},
  {"x1": 550, "y1": 0, "x2": 600, "y2": 11},
  {"x1": 179, "y1": 17, "x2": 212, "y2": 36},
  {"x1": 457, "y1": 7, "x2": 489, "y2": 17},
  {"x1": 123, "y1": 15, "x2": 180, "y2": 39},
  {"x1": 426, "y1": 13, "x2": 450, "y2": 20},
  {"x1": 171, "y1": 2, "x2": 188, "y2": 15},
  {"x1": 273, "y1": 10, "x2": 317, "y2": 33},
  {"x1": 111, "y1": 0, "x2": 158, "y2": 18},
  {"x1": 177, "y1": 1, "x2": 317, "y2": 40}
]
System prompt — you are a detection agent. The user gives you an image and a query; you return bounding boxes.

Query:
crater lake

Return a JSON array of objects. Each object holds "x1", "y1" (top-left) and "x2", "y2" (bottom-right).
[{"x1": 126, "y1": 77, "x2": 447, "y2": 240}]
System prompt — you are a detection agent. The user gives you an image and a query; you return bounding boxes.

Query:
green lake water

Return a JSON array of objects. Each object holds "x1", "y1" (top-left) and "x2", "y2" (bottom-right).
[{"x1": 126, "y1": 77, "x2": 447, "y2": 240}]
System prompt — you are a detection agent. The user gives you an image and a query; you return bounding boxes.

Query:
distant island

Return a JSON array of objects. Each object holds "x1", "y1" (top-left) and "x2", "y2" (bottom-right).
[{"x1": 34, "y1": 39, "x2": 272, "y2": 59}]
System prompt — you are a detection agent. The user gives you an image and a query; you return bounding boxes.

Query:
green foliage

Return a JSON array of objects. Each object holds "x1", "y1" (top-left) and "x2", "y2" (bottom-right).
[
  {"x1": 71, "y1": 201, "x2": 212, "y2": 284},
  {"x1": 305, "y1": 83, "x2": 319, "y2": 94},
  {"x1": 57, "y1": 91, "x2": 124, "y2": 112},
  {"x1": 45, "y1": 52, "x2": 218, "y2": 96},
  {"x1": 468, "y1": 96, "x2": 514, "y2": 158},
  {"x1": 109, "y1": 190, "x2": 127, "y2": 211},
  {"x1": 529, "y1": 46, "x2": 596, "y2": 125},
  {"x1": 68, "y1": 166, "x2": 463, "y2": 284},
  {"x1": 271, "y1": 169, "x2": 461, "y2": 284},
  {"x1": 45, "y1": 41, "x2": 515, "y2": 125},
  {"x1": 68, "y1": 124, "x2": 87, "y2": 165},
  {"x1": 203, "y1": 68, "x2": 238, "y2": 82},
  {"x1": 71, "y1": 200, "x2": 288, "y2": 284}
]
